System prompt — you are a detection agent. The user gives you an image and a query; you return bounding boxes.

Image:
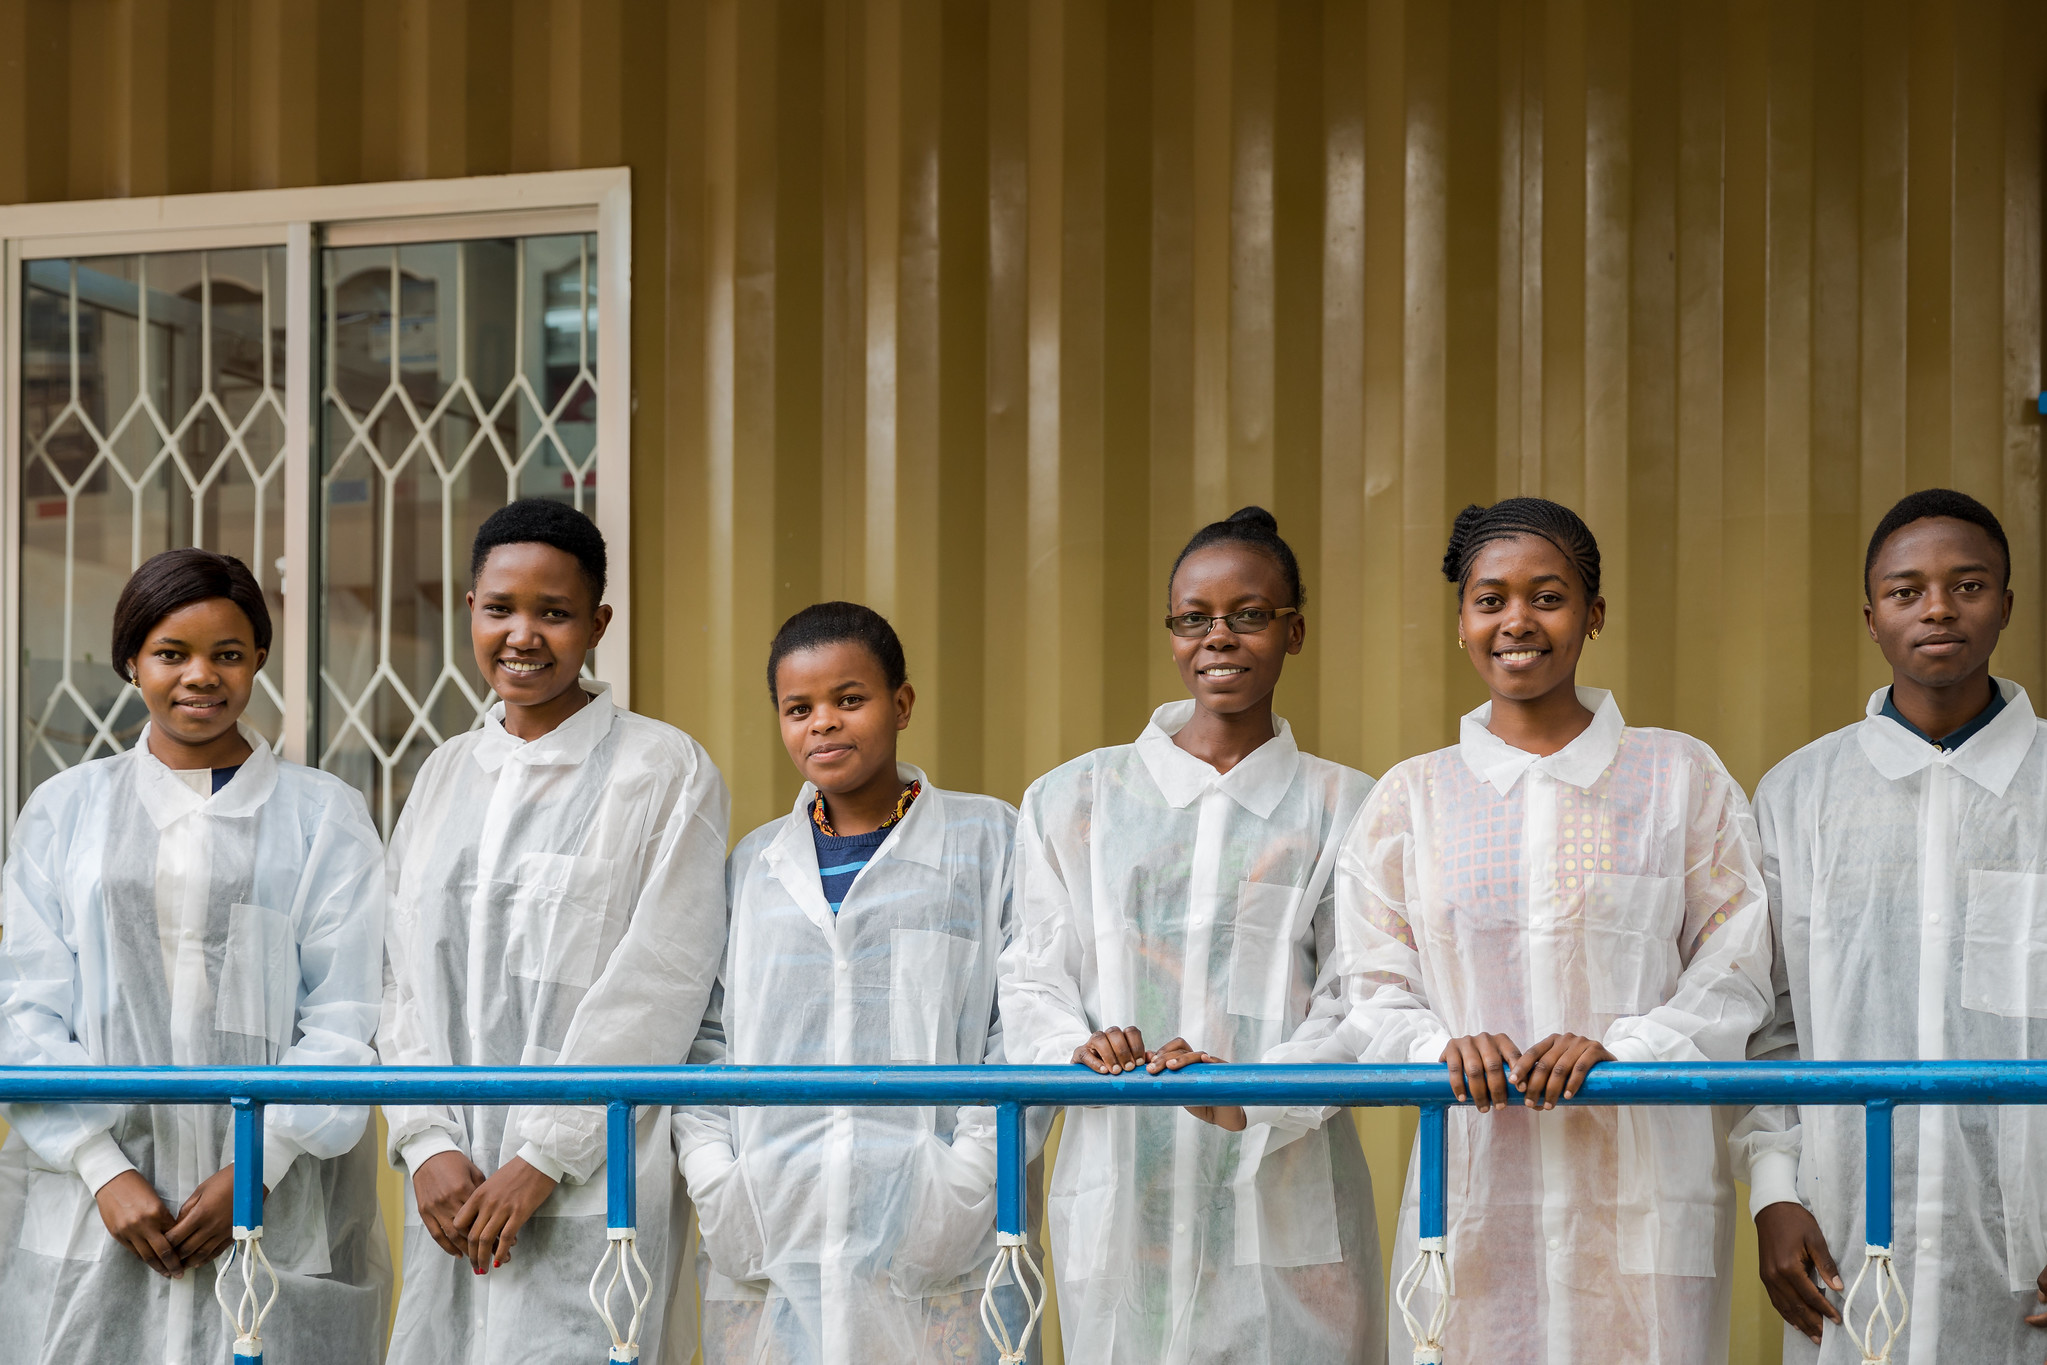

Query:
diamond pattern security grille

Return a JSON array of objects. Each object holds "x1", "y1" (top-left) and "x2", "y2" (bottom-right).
[
  {"x1": 318, "y1": 234, "x2": 598, "y2": 834},
  {"x1": 19, "y1": 250, "x2": 289, "y2": 798}
]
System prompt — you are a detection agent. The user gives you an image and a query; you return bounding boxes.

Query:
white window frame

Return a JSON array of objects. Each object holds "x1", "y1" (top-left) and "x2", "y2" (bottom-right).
[{"x1": 0, "y1": 168, "x2": 634, "y2": 828}]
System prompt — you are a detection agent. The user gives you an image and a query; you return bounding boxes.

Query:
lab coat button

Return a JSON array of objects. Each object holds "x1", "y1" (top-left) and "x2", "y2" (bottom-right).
[
  {"x1": 836, "y1": 960, "x2": 848, "y2": 973},
  {"x1": 1927, "y1": 913, "x2": 1940, "y2": 925},
  {"x1": 1919, "y1": 1237, "x2": 1932, "y2": 1251},
  {"x1": 1175, "y1": 1222, "x2": 1187, "y2": 1234},
  {"x1": 1547, "y1": 1237, "x2": 1560, "y2": 1250},
  {"x1": 182, "y1": 928, "x2": 198, "y2": 941}
]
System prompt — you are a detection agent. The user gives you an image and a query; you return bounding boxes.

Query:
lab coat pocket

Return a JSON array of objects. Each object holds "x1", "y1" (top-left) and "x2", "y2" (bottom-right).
[
  {"x1": 1228, "y1": 881, "x2": 1303, "y2": 1021},
  {"x1": 691, "y1": 1152, "x2": 772, "y2": 1284},
  {"x1": 1962, "y1": 871, "x2": 2047, "y2": 1019},
  {"x1": 1231, "y1": 1124, "x2": 1341, "y2": 1267},
  {"x1": 1581, "y1": 873, "x2": 1684, "y2": 1015},
  {"x1": 890, "y1": 929, "x2": 973, "y2": 1064},
  {"x1": 1999, "y1": 1106, "x2": 2047, "y2": 1291},
  {"x1": 216, "y1": 902, "x2": 297, "y2": 1045},
  {"x1": 503, "y1": 852, "x2": 613, "y2": 989},
  {"x1": 890, "y1": 1134, "x2": 996, "y2": 1297},
  {"x1": 1615, "y1": 1109, "x2": 1719, "y2": 1276},
  {"x1": 19, "y1": 1168, "x2": 112, "y2": 1262}
]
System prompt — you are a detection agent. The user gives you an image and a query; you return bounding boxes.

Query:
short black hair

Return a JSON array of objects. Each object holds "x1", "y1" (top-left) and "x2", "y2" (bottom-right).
[
  {"x1": 767, "y1": 601, "x2": 908, "y2": 700},
  {"x1": 470, "y1": 499, "x2": 607, "y2": 602},
  {"x1": 1442, "y1": 497, "x2": 1602, "y2": 601},
  {"x1": 1167, "y1": 506, "x2": 1304, "y2": 607},
  {"x1": 111, "y1": 548, "x2": 272, "y2": 685},
  {"x1": 1863, "y1": 488, "x2": 2010, "y2": 598}
]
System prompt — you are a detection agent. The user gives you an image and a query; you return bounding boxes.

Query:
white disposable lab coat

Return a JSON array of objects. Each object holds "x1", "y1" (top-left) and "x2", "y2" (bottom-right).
[
  {"x1": 1731, "y1": 680, "x2": 2047, "y2": 1363},
  {"x1": 379, "y1": 683, "x2": 729, "y2": 1365},
  {"x1": 678, "y1": 767, "x2": 1033, "y2": 1364},
  {"x1": 998, "y1": 702, "x2": 1384, "y2": 1365},
  {"x1": 0, "y1": 728, "x2": 389, "y2": 1365},
  {"x1": 1337, "y1": 689, "x2": 1773, "y2": 1365}
]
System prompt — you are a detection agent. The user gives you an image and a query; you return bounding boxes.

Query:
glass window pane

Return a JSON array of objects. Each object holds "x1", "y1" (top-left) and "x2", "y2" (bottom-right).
[
  {"x1": 17, "y1": 249, "x2": 289, "y2": 803},
  {"x1": 316, "y1": 233, "x2": 599, "y2": 834}
]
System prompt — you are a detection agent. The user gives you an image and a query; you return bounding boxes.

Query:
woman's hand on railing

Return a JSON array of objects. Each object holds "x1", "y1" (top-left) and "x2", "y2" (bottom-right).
[
  {"x1": 1510, "y1": 1033, "x2": 1616, "y2": 1109},
  {"x1": 1147, "y1": 1036, "x2": 1244, "y2": 1131},
  {"x1": 1754, "y1": 1200, "x2": 1842, "y2": 1346},
  {"x1": 412, "y1": 1150, "x2": 486, "y2": 1261},
  {"x1": 453, "y1": 1155, "x2": 558, "y2": 1272},
  {"x1": 94, "y1": 1168, "x2": 183, "y2": 1278},
  {"x1": 1440, "y1": 1034, "x2": 1522, "y2": 1112},
  {"x1": 1072, "y1": 1026, "x2": 1155, "y2": 1074},
  {"x1": 166, "y1": 1164, "x2": 243, "y2": 1267}
]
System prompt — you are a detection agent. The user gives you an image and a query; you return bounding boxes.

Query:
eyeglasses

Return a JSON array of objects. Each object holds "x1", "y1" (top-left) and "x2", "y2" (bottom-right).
[{"x1": 1163, "y1": 607, "x2": 1301, "y2": 638}]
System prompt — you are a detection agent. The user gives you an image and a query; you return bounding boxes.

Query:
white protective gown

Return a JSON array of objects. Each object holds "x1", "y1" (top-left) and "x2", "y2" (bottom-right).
[
  {"x1": 678, "y1": 766, "x2": 1036, "y2": 1364},
  {"x1": 0, "y1": 727, "x2": 389, "y2": 1365},
  {"x1": 998, "y1": 701, "x2": 1385, "y2": 1365},
  {"x1": 379, "y1": 683, "x2": 729, "y2": 1365},
  {"x1": 1731, "y1": 680, "x2": 2047, "y2": 1363},
  {"x1": 1336, "y1": 689, "x2": 1773, "y2": 1365}
]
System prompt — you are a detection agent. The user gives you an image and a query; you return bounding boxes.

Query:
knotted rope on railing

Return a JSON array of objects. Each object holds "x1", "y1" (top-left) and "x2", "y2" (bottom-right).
[
  {"x1": 588, "y1": 1230, "x2": 654, "y2": 1363},
  {"x1": 979, "y1": 1233, "x2": 1048, "y2": 1364},
  {"x1": 212, "y1": 1225, "x2": 280, "y2": 1361},
  {"x1": 1840, "y1": 1242, "x2": 1908, "y2": 1363},
  {"x1": 1395, "y1": 1234, "x2": 1450, "y2": 1365}
]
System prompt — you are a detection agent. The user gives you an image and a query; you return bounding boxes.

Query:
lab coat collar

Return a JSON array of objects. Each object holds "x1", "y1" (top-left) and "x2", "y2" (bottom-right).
[
  {"x1": 763, "y1": 763, "x2": 941, "y2": 936},
  {"x1": 1134, "y1": 700, "x2": 1301, "y2": 820},
  {"x1": 1854, "y1": 677, "x2": 2037, "y2": 798},
  {"x1": 471, "y1": 681, "x2": 615, "y2": 774},
  {"x1": 129, "y1": 722, "x2": 280, "y2": 829},
  {"x1": 1458, "y1": 686, "x2": 1625, "y2": 797}
]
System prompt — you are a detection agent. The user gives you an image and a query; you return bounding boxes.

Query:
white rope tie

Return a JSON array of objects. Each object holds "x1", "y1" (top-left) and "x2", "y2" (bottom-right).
[
  {"x1": 1395, "y1": 1234, "x2": 1450, "y2": 1365},
  {"x1": 212, "y1": 1225, "x2": 280, "y2": 1360},
  {"x1": 1839, "y1": 1243, "x2": 1909, "y2": 1363},
  {"x1": 587, "y1": 1230, "x2": 653, "y2": 1363},
  {"x1": 978, "y1": 1233, "x2": 1048, "y2": 1365}
]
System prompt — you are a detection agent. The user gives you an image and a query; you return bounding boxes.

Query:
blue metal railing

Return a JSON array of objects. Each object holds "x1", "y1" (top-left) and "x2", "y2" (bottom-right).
[{"x1": 5, "y1": 1060, "x2": 2041, "y2": 1361}]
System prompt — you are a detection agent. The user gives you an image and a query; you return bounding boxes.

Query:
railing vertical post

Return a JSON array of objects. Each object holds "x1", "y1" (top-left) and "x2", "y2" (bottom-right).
[
  {"x1": 606, "y1": 1102, "x2": 635, "y2": 1238},
  {"x1": 996, "y1": 1102, "x2": 1027, "y2": 1240},
  {"x1": 227, "y1": 1098, "x2": 267, "y2": 1363},
  {"x1": 1418, "y1": 1104, "x2": 1446, "y2": 1241},
  {"x1": 1863, "y1": 1101, "x2": 1893, "y2": 1249}
]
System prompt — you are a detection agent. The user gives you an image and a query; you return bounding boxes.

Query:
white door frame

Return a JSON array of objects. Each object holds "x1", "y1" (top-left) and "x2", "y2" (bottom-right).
[{"x1": 0, "y1": 168, "x2": 632, "y2": 826}]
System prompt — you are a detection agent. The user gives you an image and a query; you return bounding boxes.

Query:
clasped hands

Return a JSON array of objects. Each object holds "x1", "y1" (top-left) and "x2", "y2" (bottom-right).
[
  {"x1": 1072, "y1": 1025, "x2": 1247, "y2": 1132},
  {"x1": 412, "y1": 1152, "x2": 559, "y2": 1274},
  {"x1": 1439, "y1": 1031, "x2": 1616, "y2": 1111}
]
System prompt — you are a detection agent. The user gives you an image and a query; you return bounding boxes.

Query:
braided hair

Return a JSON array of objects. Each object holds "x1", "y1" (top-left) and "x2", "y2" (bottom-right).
[
  {"x1": 1168, "y1": 506, "x2": 1304, "y2": 607},
  {"x1": 1441, "y1": 497, "x2": 1601, "y2": 601}
]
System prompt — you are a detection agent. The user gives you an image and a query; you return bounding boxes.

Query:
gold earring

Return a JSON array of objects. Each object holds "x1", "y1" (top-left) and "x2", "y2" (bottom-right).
[{"x1": 1588, "y1": 628, "x2": 1601, "y2": 640}]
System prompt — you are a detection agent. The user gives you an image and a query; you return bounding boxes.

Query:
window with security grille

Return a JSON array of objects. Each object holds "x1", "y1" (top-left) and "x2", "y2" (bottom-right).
[
  {"x1": 317, "y1": 234, "x2": 599, "y2": 835},
  {"x1": 18, "y1": 250, "x2": 290, "y2": 793},
  {"x1": 6, "y1": 177, "x2": 626, "y2": 834}
]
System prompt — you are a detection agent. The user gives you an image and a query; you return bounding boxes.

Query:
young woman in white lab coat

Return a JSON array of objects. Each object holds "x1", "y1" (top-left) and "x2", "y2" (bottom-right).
[
  {"x1": 999, "y1": 507, "x2": 1384, "y2": 1365},
  {"x1": 681, "y1": 601, "x2": 1030, "y2": 1364},
  {"x1": 380, "y1": 500, "x2": 730, "y2": 1365},
  {"x1": 1337, "y1": 497, "x2": 1774, "y2": 1364},
  {"x1": 0, "y1": 548, "x2": 389, "y2": 1365}
]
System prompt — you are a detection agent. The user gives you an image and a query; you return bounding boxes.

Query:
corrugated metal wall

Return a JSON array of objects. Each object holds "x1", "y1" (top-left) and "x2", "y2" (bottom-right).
[{"x1": 6, "y1": 3, "x2": 2047, "y2": 1361}]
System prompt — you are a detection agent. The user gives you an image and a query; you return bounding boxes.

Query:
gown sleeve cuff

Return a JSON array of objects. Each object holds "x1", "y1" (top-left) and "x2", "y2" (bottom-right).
[
  {"x1": 260, "y1": 1131, "x2": 303, "y2": 1193},
  {"x1": 1746, "y1": 1149, "x2": 1803, "y2": 1218},
  {"x1": 397, "y1": 1129, "x2": 464, "y2": 1175},
  {"x1": 72, "y1": 1131, "x2": 136, "y2": 1194},
  {"x1": 516, "y1": 1142, "x2": 568, "y2": 1184}
]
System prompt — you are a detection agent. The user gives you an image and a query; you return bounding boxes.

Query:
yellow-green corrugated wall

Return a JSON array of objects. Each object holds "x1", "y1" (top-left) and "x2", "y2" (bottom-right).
[{"x1": 7, "y1": 2, "x2": 2047, "y2": 1361}]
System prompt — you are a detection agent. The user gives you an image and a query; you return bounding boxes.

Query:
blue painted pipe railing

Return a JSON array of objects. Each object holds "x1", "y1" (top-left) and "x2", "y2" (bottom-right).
[{"x1": 3, "y1": 1060, "x2": 2036, "y2": 1362}]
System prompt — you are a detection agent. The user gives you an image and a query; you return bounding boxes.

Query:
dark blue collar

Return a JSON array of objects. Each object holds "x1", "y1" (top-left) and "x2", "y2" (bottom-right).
[{"x1": 1880, "y1": 682, "x2": 2005, "y2": 753}]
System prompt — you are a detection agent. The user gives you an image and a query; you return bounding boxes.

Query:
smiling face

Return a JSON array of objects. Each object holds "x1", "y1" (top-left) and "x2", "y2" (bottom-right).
[
  {"x1": 774, "y1": 641, "x2": 913, "y2": 795},
  {"x1": 1864, "y1": 516, "x2": 2012, "y2": 688},
  {"x1": 467, "y1": 541, "x2": 612, "y2": 714},
  {"x1": 127, "y1": 598, "x2": 265, "y2": 756},
  {"x1": 1167, "y1": 543, "x2": 1304, "y2": 716},
  {"x1": 1456, "y1": 534, "x2": 1605, "y2": 703}
]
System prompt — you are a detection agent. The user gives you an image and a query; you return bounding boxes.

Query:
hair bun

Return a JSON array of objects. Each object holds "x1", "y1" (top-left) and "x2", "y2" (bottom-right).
[
  {"x1": 1441, "y1": 503, "x2": 1488, "y2": 582},
  {"x1": 1226, "y1": 505, "x2": 1280, "y2": 533}
]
